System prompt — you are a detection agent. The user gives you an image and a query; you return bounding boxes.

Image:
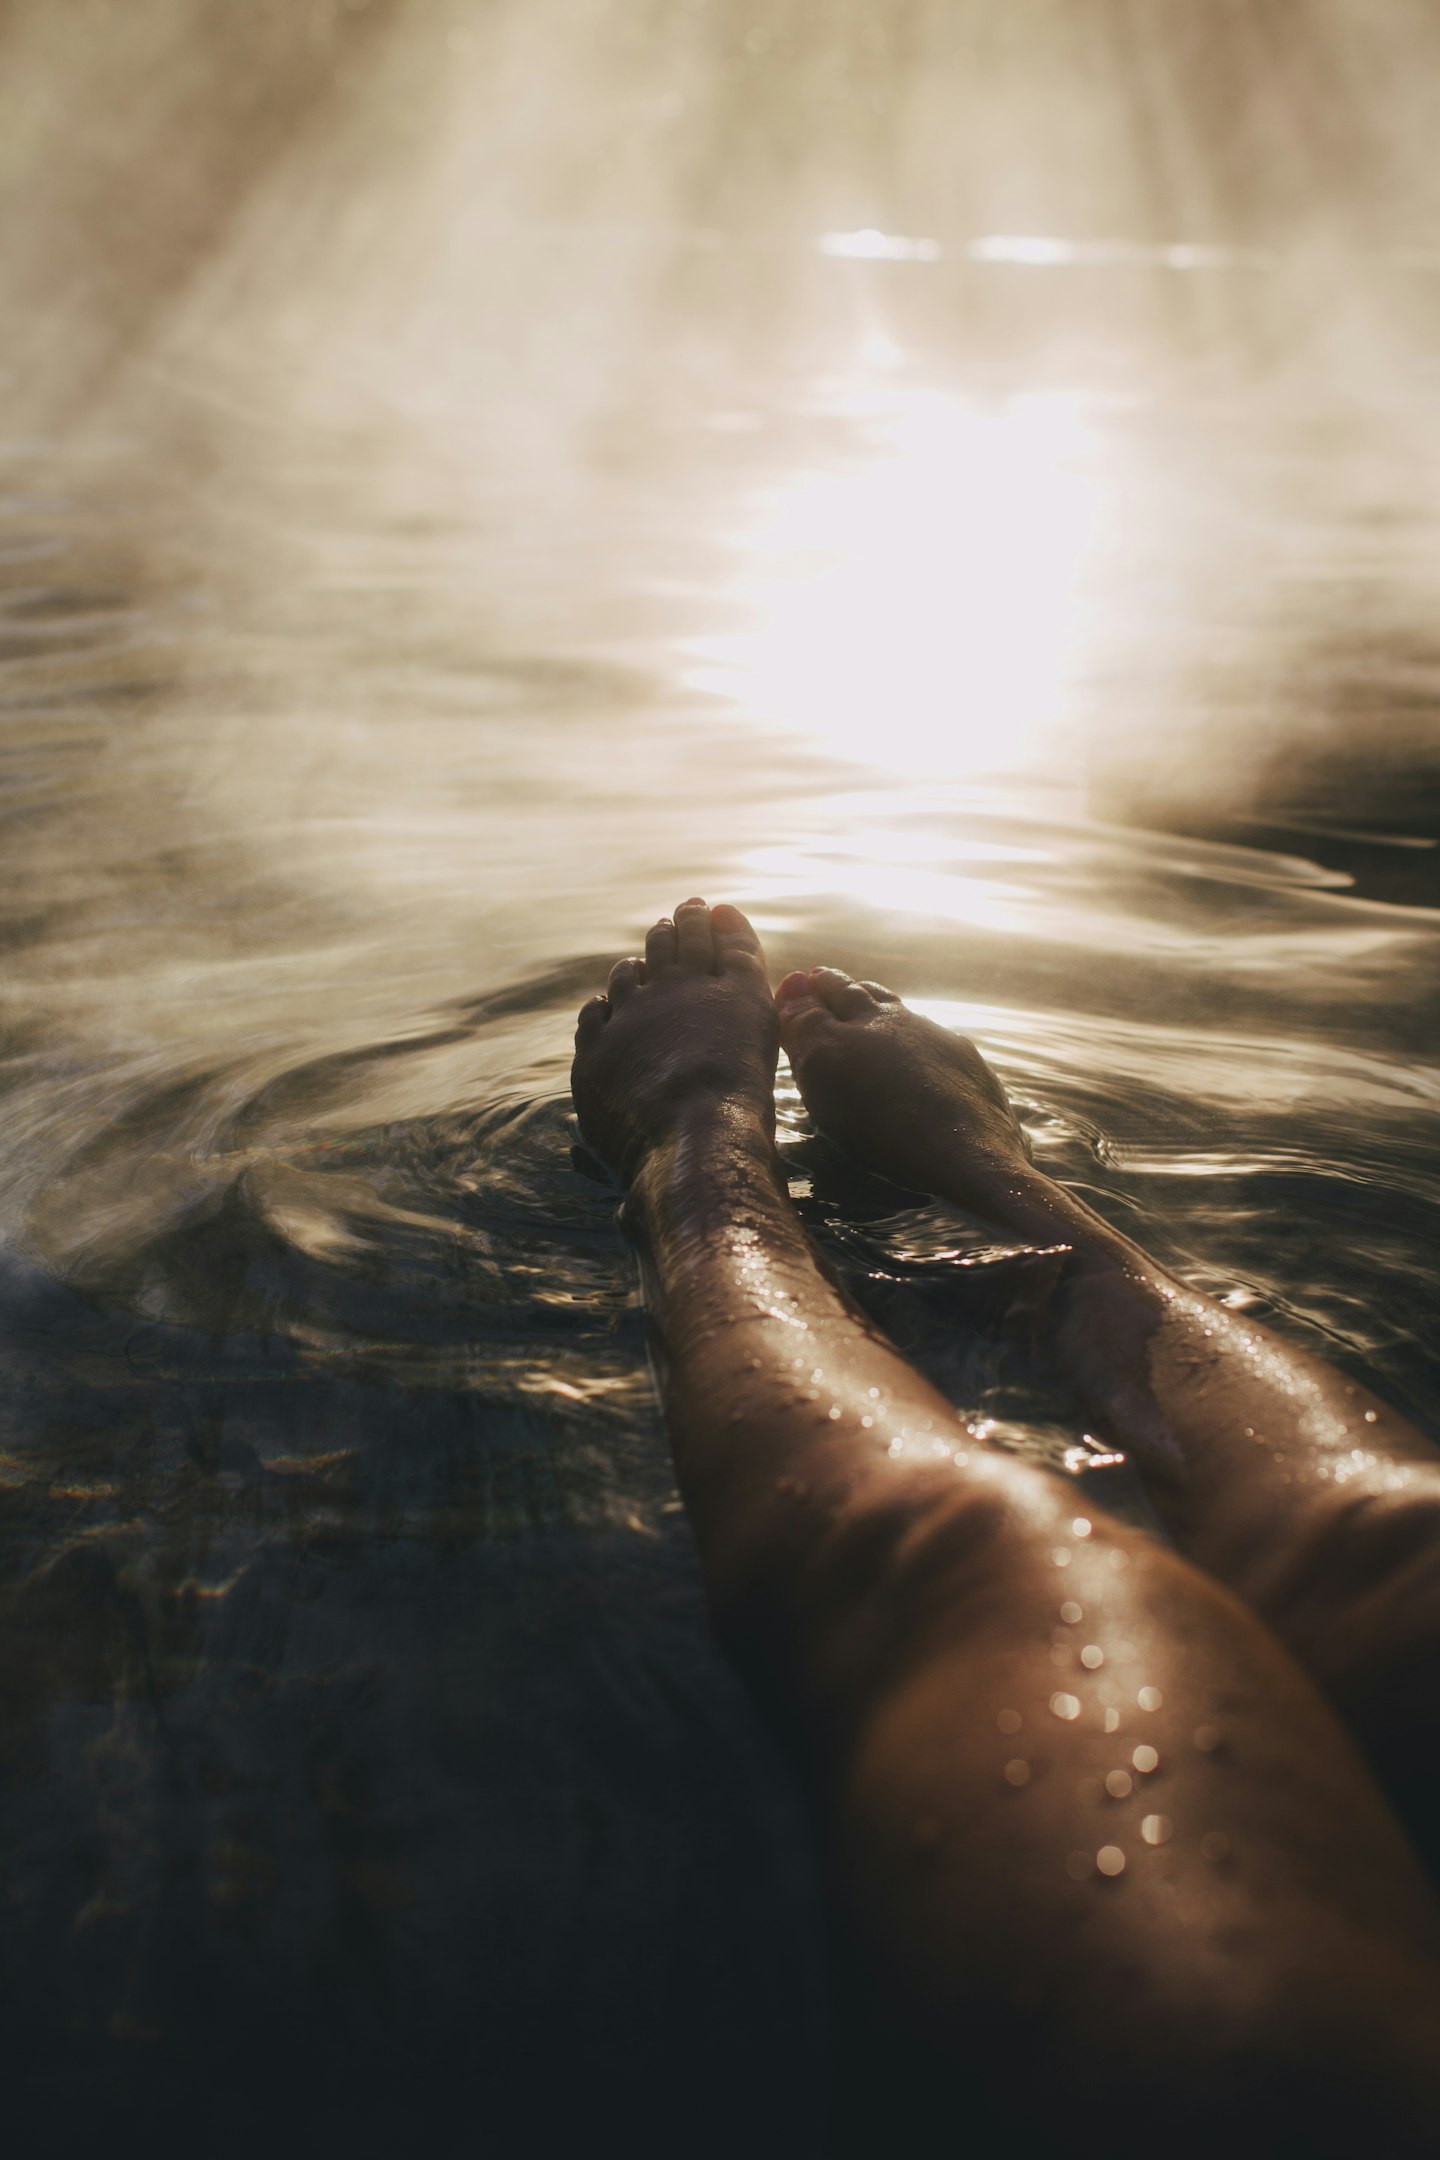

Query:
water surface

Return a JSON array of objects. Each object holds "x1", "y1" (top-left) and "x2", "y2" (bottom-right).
[{"x1": 3, "y1": 67, "x2": 1440, "y2": 2148}]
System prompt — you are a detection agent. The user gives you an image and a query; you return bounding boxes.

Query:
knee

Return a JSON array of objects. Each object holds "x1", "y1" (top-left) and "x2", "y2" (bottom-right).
[
  {"x1": 800, "y1": 1476, "x2": 1031, "y2": 1702},
  {"x1": 1268, "y1": 1477, "x2": 1440, "y2": 1700},
  {"x1": 705, "y1": 1471, "x2": 1026, "y2": 1743}
]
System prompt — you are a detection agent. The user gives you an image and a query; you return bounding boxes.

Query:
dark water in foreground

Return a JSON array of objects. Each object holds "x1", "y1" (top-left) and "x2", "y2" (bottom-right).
[{"x1": 2, "y1": 317, "x2": 1439, "y2": 2152}]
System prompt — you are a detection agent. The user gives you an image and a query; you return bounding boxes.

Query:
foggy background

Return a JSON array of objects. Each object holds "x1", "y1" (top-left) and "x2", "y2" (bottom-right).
[{"x1": 6, "y1": 0, "x2": 1440, "y2": 840}]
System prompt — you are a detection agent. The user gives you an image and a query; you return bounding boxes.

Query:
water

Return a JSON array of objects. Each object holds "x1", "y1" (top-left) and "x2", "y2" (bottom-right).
[
  {"x1": 5, "y1": 8, "x2": 1440, "y2": 2152},
  {"x1": 5, "y1": 325, "x2": 1437, "y2": 2155}
]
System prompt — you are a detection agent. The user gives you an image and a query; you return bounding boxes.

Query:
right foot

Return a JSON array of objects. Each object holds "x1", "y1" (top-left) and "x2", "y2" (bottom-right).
[
  {"x1": 774, "y1": 967, "x2": 1044, "y2": 1221},
  {"x1": 572, "y1": 899, "x2": 779, "y2": 1182}
]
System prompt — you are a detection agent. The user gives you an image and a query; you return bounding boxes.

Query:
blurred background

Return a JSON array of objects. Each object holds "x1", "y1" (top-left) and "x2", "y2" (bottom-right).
[{"x1": 1, "y1": 4, "x2": 1438, "y2": 2153}]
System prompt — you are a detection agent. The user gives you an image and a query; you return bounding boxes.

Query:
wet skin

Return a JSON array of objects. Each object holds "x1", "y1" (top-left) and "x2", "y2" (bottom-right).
[
  {"x1": 573, "y1": 901, "x2": 1440, "y2": 2155},
  {"x1": 773, "y1": 962, "x2": 1440, "y2": 1859}
]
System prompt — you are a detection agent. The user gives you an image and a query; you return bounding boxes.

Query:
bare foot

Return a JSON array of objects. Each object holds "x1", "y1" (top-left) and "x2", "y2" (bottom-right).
[
  {"x1": 572, "y1": 899, "x2": 779, "y2": 1181},
  {"x1": 775, "y1": 967, "x2": 1036, "y2": 1214}
]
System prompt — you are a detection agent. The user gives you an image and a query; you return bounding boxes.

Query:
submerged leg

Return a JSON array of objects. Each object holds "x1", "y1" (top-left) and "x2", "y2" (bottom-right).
[
  {"x1": 776, "y1": 966, "x2": 1440, "y2": 1860},
  {"x1": 573, "y1": 905, "x2": 1440, "y2": 2154}
]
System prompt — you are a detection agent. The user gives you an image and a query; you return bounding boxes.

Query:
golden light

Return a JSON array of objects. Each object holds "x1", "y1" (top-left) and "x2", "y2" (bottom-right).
[{"x1": 682, "y1": 371, "x2": 1114, "y2": 781}]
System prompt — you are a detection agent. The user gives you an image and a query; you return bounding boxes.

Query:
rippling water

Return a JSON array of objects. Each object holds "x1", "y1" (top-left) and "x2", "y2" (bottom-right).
[{"x1": 4, "y1": 227, "x2": 1440, "y2": 2149}]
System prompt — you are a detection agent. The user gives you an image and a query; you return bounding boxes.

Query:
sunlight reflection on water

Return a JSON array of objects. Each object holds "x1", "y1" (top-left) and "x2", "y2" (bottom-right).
[{"x1": 682, "y1": 375, "x2": 1108, "y2": 778}]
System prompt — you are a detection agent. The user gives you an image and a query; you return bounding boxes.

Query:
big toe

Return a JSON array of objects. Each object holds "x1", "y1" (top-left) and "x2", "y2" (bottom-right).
[
  {"x1": 775, "y1": 971, "x2": 840, "y2": 1059},
  {"x1": 711, "y1": 902, "x2": 768, "y2": 980}
]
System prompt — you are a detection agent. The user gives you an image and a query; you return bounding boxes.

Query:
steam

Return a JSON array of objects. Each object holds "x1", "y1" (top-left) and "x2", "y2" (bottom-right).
[{"x1": 3, "y1": 0, "x2": 1438, "y2": 825}]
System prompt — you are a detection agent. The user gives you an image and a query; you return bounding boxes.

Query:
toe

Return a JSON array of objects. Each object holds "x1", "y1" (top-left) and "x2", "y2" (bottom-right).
[
  {"x1": 774, "y1": 971, "x2": 833, "y2": 1055},
  {"x1": 607, "y1": 957, "x2": 644, "y2": 1004},
  {"x1": 711, "y1": 902, "x2": 767, "y2": 977},
  {"x1": 809, "y1": 966, "x2": 876, "y2": 1019},
  {"x1": 775, "y1": 970, "x2": 822, "y2": 1013},
  {"x1": 856, "y1": 980, "x2": 902, "y2": 1005},
  {"x1": 645, "y1": 917, "x2": 679, "y2": 974},
  {"x1": 574, "y1": 995, "x2": 609, "y2": 1046},
  {"x1": 674, "y1": 897, "x2": 715, "y2": 973}
]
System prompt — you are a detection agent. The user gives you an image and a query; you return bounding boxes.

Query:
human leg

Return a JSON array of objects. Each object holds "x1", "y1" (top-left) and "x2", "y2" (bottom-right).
[
  {"x1": 574, "y1": 906, "x2": 1440, "y2": 2151},
  {"x1": 775, "y1": 966, "x2": 1440, "y2": 1859}
]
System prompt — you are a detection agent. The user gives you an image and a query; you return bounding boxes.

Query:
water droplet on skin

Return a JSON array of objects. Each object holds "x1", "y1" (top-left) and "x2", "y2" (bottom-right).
[
  {"x1": 888, "y1": 1438, "x2": 904, "y2": 1457},
  {"x1": 860, "y1": 1416, "x2": 873, "y2": 1429},
  {"x1": 1103, "y1": 1709, "x2": 1121, "y2": 1733},
  {"x1": 1060, "y1": 1601, "x2": 1083, "y2": 1625},
  {"x1": 1142, "y1": 1815, "x2": 1173, "y2": 1846},
  {"x1": 1364, "y1": 1410, "x2": 1378, "y2": 1425},
  {"x1": 1052, "y1": 1547, "x2": 1071, "y2": 1568},
  {"x1": 1050, "y1": 1692, "x2": 1081, "y2": 1721},
  {"x1": 1004, "y1": 1759, "x2": 1031, "y2": 1788},
  {"x1": 1105, "y1": 1770, "x2": 1132, "y2": 1799},
  {"x1": 867, "y1": 1388, "x2": 880, "y2": 1400},
  {"x1": 932, "y1": 1439, "x2": 950, "y2": 1458},
  {"x1": 1138, "y1": 1686, "x2": 1163, "y2": 1713},
  {"x1": 1065, "y1": 1851, "x2": 1093, "y2": 1881},
  {"x1": 1200, "y1": 1832, "x2": 1231, "y2": 1863},
  {"x1": 953, "y1": 1451, "x2": 969, "y2": 1468},
  {"x1": 1193, "y1": 1726, "x2": 1221, "y2": 1754},
  {"x1": 1096, "y1": 1845, "x2": 1126, "y2": 1877},
  {"x1": 997, "y1": 1709, "x2": 1022, "y2": 1734},
  {"x1": 828, "y1": 1405, "x2": 842, "y2": 1420},
  {"x1": 1080, "y1": 1644, "x2": 1105, "y2": 1670},
  {"x1": 1071, "y1": 1517, "x2": 1092, "y2": 1539},
  {"x1": 1132, "y1": 1745, "x2": 1159, "y2": 1774}
]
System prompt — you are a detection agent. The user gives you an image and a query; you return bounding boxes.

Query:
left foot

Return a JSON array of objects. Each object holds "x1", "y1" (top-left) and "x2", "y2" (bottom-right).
[
  {"x1": 571, "y1": 900, "x2": 780, "y2": 1181},
  {"x1": 774, "y1": 965, "x2": 1034, "y2": 1212}
]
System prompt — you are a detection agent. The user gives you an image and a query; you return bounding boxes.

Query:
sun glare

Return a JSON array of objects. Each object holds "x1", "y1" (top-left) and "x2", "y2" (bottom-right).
[{"x1": 682, "y1": 376, "x2": 1112, "y2": 780}]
